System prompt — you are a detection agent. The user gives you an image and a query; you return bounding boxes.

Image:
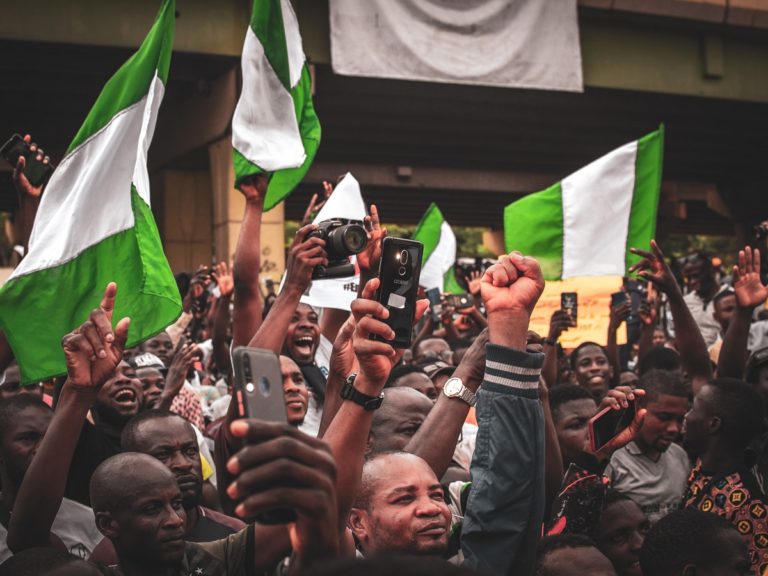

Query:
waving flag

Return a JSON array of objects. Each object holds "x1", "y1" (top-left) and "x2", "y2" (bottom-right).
[
  {"x1": 232, "y1": 0, "x2": 321, "y2": 211},
  {"x1": 413, "y1": 203, "x2": 463, "y2": 294},
  {"x1": 0, "y1": 0, "x2": 181, "y2": 384},
  {"x1": 504, "y1": 127, "x2": 664, "y2": 280}
]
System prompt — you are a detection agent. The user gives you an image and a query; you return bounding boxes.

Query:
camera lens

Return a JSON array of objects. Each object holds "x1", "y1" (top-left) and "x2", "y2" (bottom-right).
[
  {"x1": 399, "y1": 266, "x2": 407, "y2": 276},
  {"x1": 400, "y1": 250, "x2": 409, "y2": 264},
  {"x1": 258, "y1": 376, "x2": 271, "y2": 396},
  {"x1": 342, "y1": 225, "x2": 367, "y2": 253}
]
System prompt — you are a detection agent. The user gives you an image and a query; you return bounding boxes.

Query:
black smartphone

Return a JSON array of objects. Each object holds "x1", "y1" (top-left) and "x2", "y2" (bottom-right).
[
  {"x1": 447, "y1": 293, "x2": 473, "y2": 310},
  {"x1": 231, "y1": 347, "x2": 295, "y2": 524},
  {"x1": 1, "y1": 133, "x2": 54, "y2": 187},
  {"x1": 375, "y1": 237, "x2": 424, "y2": 348},
  {"x1": 425, "y1": 287, "x2": 441, "y2": 322},
  {"x1": 589, "y1": 399, "x2": 636, "y2": 452},
  {"x1": 611, "y1": 291, "x2": 628, "y2": 309},
  {"x1": 561, "y1": 292, "x2": 578, "y2": 325},
  {"x1": 623, "y1": 278, "x2": 646, "y2": 326}
]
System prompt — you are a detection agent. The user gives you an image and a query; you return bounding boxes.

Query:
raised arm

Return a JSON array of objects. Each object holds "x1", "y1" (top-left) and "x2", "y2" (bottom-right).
[
  {"x1": 210, "y1": 261, "x2": 235, "y2": 376},
  {"x1": 12, "y1": 134, "x2": 49, "y2": 255},
  {"x1": 719, "y1": 247, "x2": 768, "y2": 378},
  {"x1": 232, "y1": 175, "x2": 267, "y2": 347},
  {"x1": 542, "y1": 310, "x2": 573, "y2": 388},
  {"x1": 630, "y1": 240, "x2": 713, "y2": 394},
  {"x1": 404, "y1": 329, "x2": 487, "y2": 478},
  {"x1": 8, "y1": 283, "x2": 128, "y2": 552},
  {"x1": 606, "y1": 298, "x2": 631, "y2": 386},
  {"x1": 461, "y1": 252, "x2": 547, "y2": 575}
]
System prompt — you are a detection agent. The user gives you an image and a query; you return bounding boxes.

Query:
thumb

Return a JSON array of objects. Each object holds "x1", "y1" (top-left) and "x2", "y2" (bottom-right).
[{"x1": 113, "y1": 317, "x2": 131, "y2": 351}]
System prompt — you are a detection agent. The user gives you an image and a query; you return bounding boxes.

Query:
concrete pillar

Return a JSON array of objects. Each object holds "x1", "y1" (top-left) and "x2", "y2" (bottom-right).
[{"x1": 208, "y1": 137, "x2": 286, "y2": 282}]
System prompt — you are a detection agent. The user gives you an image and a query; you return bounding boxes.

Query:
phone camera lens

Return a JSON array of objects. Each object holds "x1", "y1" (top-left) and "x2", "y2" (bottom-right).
[
  {"x1": 258, "y1": 376, "x2": 270, "y2": 396},
  {"x1": 398, "y1": 266, "x2": 407, "y2": 276},
  {"x1": 400, "y1": 250, "x2": 409, "y2": 264}
]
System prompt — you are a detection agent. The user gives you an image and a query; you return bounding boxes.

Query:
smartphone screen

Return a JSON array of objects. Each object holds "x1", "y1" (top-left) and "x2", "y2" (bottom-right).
[
  {"x1": 425, "y1": 287, "x2": 441, "y2": 322},
  {"x1": 450, "y1": 293, "x2": 473, "y2": 310},
  {"x1": 561, "y1": 292, "x2": 578, "y2": 325},
  {"x1": 375, "y1": 237, "x2": 423, "y2": 348},
  {"x1": 1, "y1": 133, "x2": 54, "y2": 187},
  {"x1": 589, "y1": 399, "x2": 636, "y2": 452}
]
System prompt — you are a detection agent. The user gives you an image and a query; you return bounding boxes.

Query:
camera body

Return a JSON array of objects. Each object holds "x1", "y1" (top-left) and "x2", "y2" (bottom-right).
[
  {"x1": 307, "y1": 219, "x2": 368, "y2": 279},
  {"x1": 755, "y1": 224, "x2": 768, "y2": 241}
]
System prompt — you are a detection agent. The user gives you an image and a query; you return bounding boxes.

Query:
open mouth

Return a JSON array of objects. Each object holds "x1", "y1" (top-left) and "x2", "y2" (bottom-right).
[
  {"x1": 113, "y1": 388, "x2": 137, "y2": 406},
  {"x1": 293, "y1": 336, "x2": 315, "y2": 356}
]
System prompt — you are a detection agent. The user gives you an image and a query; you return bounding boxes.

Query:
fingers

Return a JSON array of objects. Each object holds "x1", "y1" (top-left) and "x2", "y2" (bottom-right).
[
  {"x1": 89, "y1": 307, "x2": 114, "y2": 347},
  {"x1": 739, "y1": 249, "x2": 748, "y2": 275},
  {"x1": 228, "y1": 419, "x2": 332, "y2": 454},
  {"x1": 100, "y1": 282, "x2": 117, "y2": 317},
  {"x1": 359, "y1": 278, "x2": 380, "y2": 301},
  {"x1": 369, "y1": 204, "x2": 380, "y2": 230},
  {"x1": 650, "y1": 239, "x2": 665, "y2": 262},
  {"x1": 509, "y1": 252, "x2": 544, "y2": 284},
  {"x1": 113, "y1": 317, "x2": 131, "y2": 351},
  {"x1": 629, "y1": 247, "x2": 653, "y2": 260},
  {"x1": 755, "y1": 247, "x2": 762, "y2": 272},
  {"x1": 356, "y1": 316, "x2": 395, "y2": 341},
  {"x1": 292, "y1": 223, "x2": 318, "y2": 246},
  {"x1": 414, "y1": 299, "x2": 429, "y2": 323}
]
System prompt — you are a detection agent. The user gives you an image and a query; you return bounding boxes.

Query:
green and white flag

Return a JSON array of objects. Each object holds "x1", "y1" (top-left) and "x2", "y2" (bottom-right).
[
  {"x1": 504, "y1": 127, "x2": 663, "y2": 280},
  {"x1": 232, "y1": 0, "x2": 321, "y2": 211},
  {"x1": 413, "y1": 203, "x2": 463, "y2": 294},
  {"x1": 0, "y1": 0, "x2": 181, "y2": 384}
]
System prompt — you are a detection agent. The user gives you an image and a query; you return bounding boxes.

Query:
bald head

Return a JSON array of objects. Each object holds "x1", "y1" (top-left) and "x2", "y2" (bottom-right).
[
  {"x1": 415, "y1": 338, "x2": 452, "y2": 364},
  {"x1": 369, "y1": 388, "x2": 433, "y2": 455},
  {"x1": 90, "y1": 452, "x2": 178, "y2": 513},
  {"x1": 355, "y1": 451, "x2": 439, "y2": 512}
]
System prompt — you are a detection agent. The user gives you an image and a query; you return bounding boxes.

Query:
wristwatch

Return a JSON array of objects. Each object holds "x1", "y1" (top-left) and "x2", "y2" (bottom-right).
[
  {"x1": 340, "y1": 373, "x2": 384, "y2": 411},
  {"x1": 442, "y1": 377, "x2": 477, "y2": 407}
]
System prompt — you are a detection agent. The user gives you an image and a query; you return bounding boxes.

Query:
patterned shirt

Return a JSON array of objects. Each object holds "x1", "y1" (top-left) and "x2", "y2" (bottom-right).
[{"x1": 684, "y1": 460, "x2": 768, "y2": 575}]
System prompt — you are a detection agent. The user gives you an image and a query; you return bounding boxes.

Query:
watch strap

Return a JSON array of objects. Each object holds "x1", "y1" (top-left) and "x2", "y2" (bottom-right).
[{"x1": 340, "y1": 373, "x2": 384, "y2": 411}]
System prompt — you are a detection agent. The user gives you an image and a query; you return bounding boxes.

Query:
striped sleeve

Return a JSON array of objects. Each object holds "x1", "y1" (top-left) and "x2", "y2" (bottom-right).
[{"x1": 481, "y1": 344, "x2": 544, "y2": 398}]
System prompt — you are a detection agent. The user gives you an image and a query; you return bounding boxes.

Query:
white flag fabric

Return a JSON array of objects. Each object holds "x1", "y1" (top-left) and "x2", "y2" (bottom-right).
[{"x1": 329, "y1": 0, "x2": 583, "y2": 92}]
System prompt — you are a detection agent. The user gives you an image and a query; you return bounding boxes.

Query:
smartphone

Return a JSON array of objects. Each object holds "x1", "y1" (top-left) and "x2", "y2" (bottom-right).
[
  {"x1": 231, "y1": 347, "x2": 295, "y2": 524},
  {"x1": 447, "y1": 293, "x2": 473, "y2": 310},
  {"x1": 611, "y1": 291, "x2": 628, "y2": 309},
  {"x1": 425, "y1": 287, "x2": 442, "y2": 322},
  {"x1": 623, "y1": 278, "x2": 646, "y2": 326},
  {"x1": 589, "y1": 399, "x2": 636, "y2": 452},
  {"x1": 1, "y1": 134, "x2": 54, "y2": 187},
  {"x1": 561, "y1": 292, "x2": 578, "y2": 325},
  {"x1": 375, "y1": 237, "x2": 424, "y2": 348}
]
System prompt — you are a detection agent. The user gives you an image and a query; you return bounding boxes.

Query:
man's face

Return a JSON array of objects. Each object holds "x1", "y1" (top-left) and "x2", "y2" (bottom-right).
[
  {"x1": 0, "y1": 365, "x2": 43, "y2": 401},
  {"x1": 540, "y1": 546, "x2": 617, "y2": 576},
  {"x1": 619, "y1": 372, "x2": 639, "y2": 388},
  {"x1": 652, "y1": 329, "x2": 666, "y2": 347},
  {"x1": 135, "y1": 367, "x2": 165, "y2": 410},
  {"x1": 714, "y1": 294, "x2": 737, "y2": 332},
  {"x1": 392, "y1": 372, "x2": 438, "y2": 402},
  {"x1": 574, "y1": 345, "x2": 612, "y2": 400},
  {"x1": 0, "y1": 405, "x2": 51, "y2": 486},
  {"x1": 682, "y1": 384, "x2": 715, "y2": 456},
  {"x1": 682, "y1": 261, "x2": 705, "y2": 293},
  {"x1": 280, "y1": 355, "x2": 309, "y2": 426},
  {"x1": 414, "y1": 338, "x2": 452, "y2": 365},
  {"x1": 699, "y1": 529, "x2": 752, "y2": 576},
  {"x1": 95, "y1": 362, "x2": 143, "y2": 424},
  {"x1": 369, "y1": 389, "x2": 433, "y2": 454},
  {"x1": 553, "y1": 398, "x2": 598, "y2": 466},
  {"x1": 140, "y1": 333, "x2": 173, "y2": 366},
  {"x1": 129, "y1": 417, "x2": 202, "y2": 508},
  {"x1": 594, "y1": 500, "x2": 649, "y2": 576},
  {"x1": 352, "y1": 454, "x2": 452, "y2": 556},
  {"x1": 283, "y1": 304, "x2": 320, "y2": 365},
  {"x1": 637, "y1": 393, "x2": 688, "y2": 453},
  {"x1": 107, "y1": 471, "x2": 187, "y2": 567}
]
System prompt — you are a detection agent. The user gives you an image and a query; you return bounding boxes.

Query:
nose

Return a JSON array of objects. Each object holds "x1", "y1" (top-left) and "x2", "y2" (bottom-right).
[
  {"x1": 162, "y1": 504, "x2": 185, "y2": 529},
  {"x1": 629, "y1": 529, "x2": 644, "y2": 552},
  {"x1": 168, "y1": 450, "x2": 193, "y2": 473},
  {"x1": 415, "y1": 497, "x2": 443, "y2": 518},
  {"x1": 667, "y1": 419, "x2": 682, "y2": 435}
]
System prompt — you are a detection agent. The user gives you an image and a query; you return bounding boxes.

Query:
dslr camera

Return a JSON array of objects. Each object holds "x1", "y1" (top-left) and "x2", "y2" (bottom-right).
[
  {"x1": 755, "y1": 223, "x2": 768, "y2": 241},
  {"x1": 307, "y1": 219, "x2": 368, "y2": 279}
]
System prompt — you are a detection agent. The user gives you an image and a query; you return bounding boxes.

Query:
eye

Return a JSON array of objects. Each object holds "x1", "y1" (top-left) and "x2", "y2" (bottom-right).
[
  {"x1": 172, "y1": 498, "x2": 184, "y2": 511},
  {"x1": 394, "y1": 495, "x2": 414, "y2": 505},
  {"x1": 185, "y1": 447, "x2": 199, "y2": 458}
]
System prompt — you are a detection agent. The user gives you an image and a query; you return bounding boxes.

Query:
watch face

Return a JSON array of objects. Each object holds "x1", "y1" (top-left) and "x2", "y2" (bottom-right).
[{"x1": 444, "y1": 379, "x2": 462, "y2": 396}]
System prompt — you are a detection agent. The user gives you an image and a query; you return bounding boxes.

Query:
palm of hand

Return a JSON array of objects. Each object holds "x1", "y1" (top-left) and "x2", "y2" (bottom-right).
[
  {"x1": 218, "y1": 275, "x2": 234, "y2": 296},
  {"x1": 468, "y1": 277, "x2": 482, "y2": 295},
  {"x1": 735, "y1": 273, "x2": 768, "y2": 308}
]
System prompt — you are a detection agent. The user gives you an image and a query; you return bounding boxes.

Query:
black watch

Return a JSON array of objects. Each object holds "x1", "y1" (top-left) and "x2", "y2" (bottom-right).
[{"x1": 340, "y1": 374, "x2": 384, "y2": 411}]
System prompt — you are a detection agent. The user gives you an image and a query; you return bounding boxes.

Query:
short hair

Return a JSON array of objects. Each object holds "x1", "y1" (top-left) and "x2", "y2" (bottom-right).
[
  {"x1": 638, "y1": 369, "x2": 689, "y2": 406},
  {"x1": 0, "y1": 395, "x2": 50, "y2": 439},
  {"x1": 708, "y1": 378, "x2": 765, "y2": 447},
  {"x1": 121, "y1": 409, "x2": 193, "y2": 451},
  {"x1": 637, "y1": 346, "x2": 681, "y2": 376},
  {"x1": 385, "y1": 364, "x2": 429, "y2": 388},
  {"x1": 639, "y1": 509, "x2": 737, "y2": 575},
  {"x1": 536, "y1": 534, "x2": 601, "y2": 576},
  {"x1": 90, "y1": 452, "x2": 174, "y2": 512},
  {"x1": 713, "y1": 286, "x2": 736, "y2": 307},
  {"x1": 548, "y1": 385, "x2": 596, "y2": 420},
  {"x1": 353, "y1": 451, "x2": 422, "y2": 511},
  {"x1": 569, "y1": 342, "x2": 607, "y2": 371},
  {"x1": 0, "y1": 547, "x2": 100, "y2": 576}
]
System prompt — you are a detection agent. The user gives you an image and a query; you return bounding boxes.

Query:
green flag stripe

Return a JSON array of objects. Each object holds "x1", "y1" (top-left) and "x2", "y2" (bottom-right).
[
  {"x1": 261, "y1": 66, "x2": 322, "y2": 210},
  {"x1": 444, "y1": 268, "x2": 464, "y2": 294},
  {"x1": 504, "y1": 183, "x2": 565, "y2": 281},
  {"x1": 251, "y1": 0, "x2": 291, "y2": 92},
  {"x1": 0, "y1": 190, "x2": 181, "y2": 384},
  {"x1": 625, "y1": 126, "x2": 664, "y2": 271},
  {"x1": 66, "y1": 0, "x2": 175, "y2": 155},
  {"x1": 413, "y1": 203, "x2": 442, "y2": 265}
]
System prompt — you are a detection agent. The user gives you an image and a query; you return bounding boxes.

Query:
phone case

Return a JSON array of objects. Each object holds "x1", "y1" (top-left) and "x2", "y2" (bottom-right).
[
  {"x1": 588, "y1": 400, "x2": 636, "y2": 453},
  {"x1": 375, "y1": 237, "x2": 423, "y2": 348}
]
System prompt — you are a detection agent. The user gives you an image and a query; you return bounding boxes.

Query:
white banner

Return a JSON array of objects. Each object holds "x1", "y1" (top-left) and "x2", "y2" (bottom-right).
[{"x1": 329, "y1": 0, "x2": 583, "y2": 92}]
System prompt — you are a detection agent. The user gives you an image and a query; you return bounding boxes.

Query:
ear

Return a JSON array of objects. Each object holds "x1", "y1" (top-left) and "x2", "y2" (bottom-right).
[
  {"x1": 348, "y1": 507, "x2": 369, "y2": 544},
  {"x1": 95, "y1": 511, "x2": 119, "y2": 540},
  {"x1": 709, "y1": 415, "x2": 723, "y2": 435},
  {"x1": 681, "y1": 564, "x2": 698, "y2": 576}
]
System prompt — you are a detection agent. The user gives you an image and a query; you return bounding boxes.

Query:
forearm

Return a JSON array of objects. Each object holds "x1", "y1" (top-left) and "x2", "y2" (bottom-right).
[
  {"x1": 541, "y1": 389, "x2": 564, "y2": 513},
  {"x1": 317, "y1": 371, "x2": 347, "y2": 438},
  {"x1": 668, "y1": 289, "x2": 713, "y2": 389},
  {"x1": 247, "y1": 286, "x2": 302, "y2": 352},
  {"x1": 637, "y1": 322, "x2": 654, "y2": 364},
  {"x1": 717, "y1": 307, "x2": 753, "y2": 378},
  {"x1": 19, "y1": 195, "x2": 40, "y2": 254},
  {"x1": 320, "y1": 308, "x2": 349, "y2": 345},
  {"x1": 606, "y1": 323, "x2": 622, "y2": 387},
  {"x1": 442, "y1": 319, "x2": 461, "y2": 345},
  {"x1": 212, "y1": 293, "x2": 233, "y2": 375},
  {"x1": 461, "y1": 345, "x2": 545, "y2": 575},
  {"x1": 541, "y1": 342, "x2": 559, "y2": 389},
  {"x1": 468, "y1": 307, "x2": 488, "y2": 329},
  {"x1": 0, "y1": 331, "x2": 13, "y2": 376},
  {"x1": 232, "y1": 198, "x2": 264, "y2": 347},
  {"x1": 8, "y1": 384, "x2": 93, "y2": 552}
]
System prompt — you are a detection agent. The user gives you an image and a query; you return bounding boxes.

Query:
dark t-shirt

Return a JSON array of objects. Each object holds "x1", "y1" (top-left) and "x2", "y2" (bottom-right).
[{"x1": 65, "y1": 421, "x2": 122, "y2": 506}]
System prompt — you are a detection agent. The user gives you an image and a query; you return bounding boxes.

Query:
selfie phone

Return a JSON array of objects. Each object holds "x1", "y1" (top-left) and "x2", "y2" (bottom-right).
[
  {"x1": 375, "y1": 237, "x2": 423, "y2": 348},
  {"x1": 1, "y1": 133, "x2": 54, "y2": 187},
  {"x1": 589, "y1": 399, "x2": 636, "y2": 453},
  {"x1": 611, "y1": 291, "x2": 628, "y2": 309},
  {"x1": 561, "y1": 292, "x2": 578, "y2": 325},
  {"x1": 425, "y1": 287, "x2": 442, "y2": 322},
  {"x1": 231, "y1": 347, "x2": 295, "y2": 524},
  {"x1": 623, "y1": 278, "x2": 646, "y2": 326},
  {"x1": 447, "y1": 293, "x2": 473, "y2": 310}
]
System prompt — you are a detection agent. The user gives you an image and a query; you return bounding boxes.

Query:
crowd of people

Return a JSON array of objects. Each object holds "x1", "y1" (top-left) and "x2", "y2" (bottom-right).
[{"x1": 1, "y1": 148, "x2": 768, "y2": 575}]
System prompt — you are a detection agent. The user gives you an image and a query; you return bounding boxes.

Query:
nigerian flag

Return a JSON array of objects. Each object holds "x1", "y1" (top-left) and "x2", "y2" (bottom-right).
[
  {"x1": 0, "y1": 0, "x2": 181, "y2": 384},
  {"x1": 232, "y1": 0, "x2": 321, "y2": 211},
  {"x1": 504, "y1": 127, "x2": 664, "y2": 280},
  {"x1": 413, "y1": 203, "x2": 463, "y2": 294}
]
